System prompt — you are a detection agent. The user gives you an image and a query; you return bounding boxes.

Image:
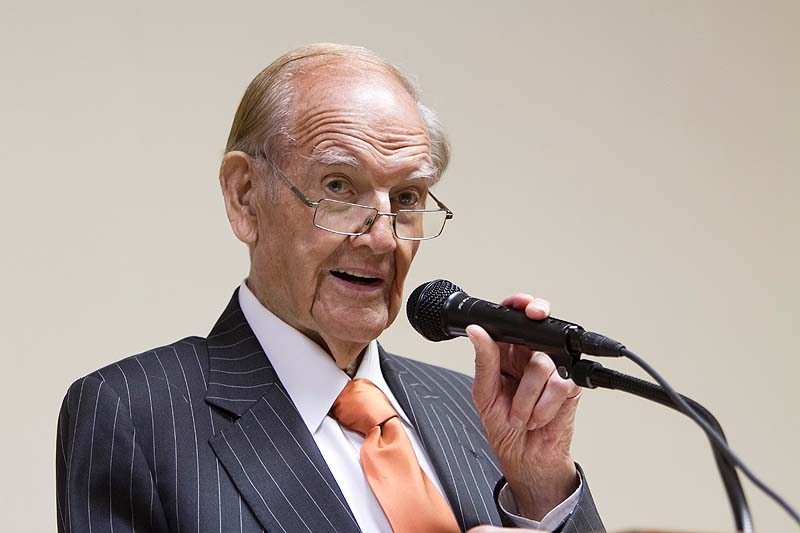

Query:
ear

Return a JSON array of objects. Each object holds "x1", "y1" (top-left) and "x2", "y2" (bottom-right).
[{"x1": 219, "y1": 151, "x2": 260, "y2": 244}]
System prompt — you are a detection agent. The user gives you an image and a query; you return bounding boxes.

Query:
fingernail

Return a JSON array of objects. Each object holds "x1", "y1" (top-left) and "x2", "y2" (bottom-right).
[
  {"x1": 533, "y1": 298, "x2": 550, "y2": 314},
  {"x1": 527, "y1": 420, "x2": 538, "y2": 431}
]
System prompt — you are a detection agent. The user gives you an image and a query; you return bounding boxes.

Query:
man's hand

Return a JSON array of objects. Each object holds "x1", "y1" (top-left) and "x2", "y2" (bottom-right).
[{"x1": 468, "y1": 293, "x2": 581, "y2": 521}]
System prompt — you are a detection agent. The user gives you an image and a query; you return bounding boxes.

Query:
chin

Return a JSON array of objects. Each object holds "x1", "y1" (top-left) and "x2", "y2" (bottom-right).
[{"x1": 326, "y1": 308, "x2": 391, "y2": 344}]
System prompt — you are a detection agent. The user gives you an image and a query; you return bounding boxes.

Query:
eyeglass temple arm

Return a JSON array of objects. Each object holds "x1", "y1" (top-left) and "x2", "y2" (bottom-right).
[
  {"x1": 288, "y1": 184, "x2": 318, "y2": 208},
  {"x1": 269, "y1": 163, "x2": 319, "y2": 208},
  {"x1": 428, "y1": 190, "x2": 454, "y2": 219}
]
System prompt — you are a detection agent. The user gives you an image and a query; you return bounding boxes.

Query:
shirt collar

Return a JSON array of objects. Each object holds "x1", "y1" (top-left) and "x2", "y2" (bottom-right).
[{"x1": 237, "y1": 281, "x2": 412, "y2": 434}]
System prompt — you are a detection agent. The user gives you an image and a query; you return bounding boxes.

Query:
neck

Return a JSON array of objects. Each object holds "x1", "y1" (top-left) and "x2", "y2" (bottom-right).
[
  {"x1": 311, "y1": 335, "x2": 368, "y2": 377},
  {"x1": 342, "y1": 349, "x2": 366, "y2": 377}
]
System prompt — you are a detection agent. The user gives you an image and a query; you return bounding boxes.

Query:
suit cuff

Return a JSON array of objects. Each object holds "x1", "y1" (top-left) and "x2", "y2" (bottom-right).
[{"x1": 496, "y1": 469, "x2": 583, "y2": 531}]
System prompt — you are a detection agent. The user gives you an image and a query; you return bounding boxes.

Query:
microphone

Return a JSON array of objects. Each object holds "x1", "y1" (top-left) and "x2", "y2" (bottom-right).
[{"x1": 406, "y1": 280, "x2": 624, "y2": 362}]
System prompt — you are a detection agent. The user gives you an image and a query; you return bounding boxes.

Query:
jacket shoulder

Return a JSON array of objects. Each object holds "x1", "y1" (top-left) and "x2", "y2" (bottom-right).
[{"x1": 61, "y1": 336, "x2": 209, "y2": 417}]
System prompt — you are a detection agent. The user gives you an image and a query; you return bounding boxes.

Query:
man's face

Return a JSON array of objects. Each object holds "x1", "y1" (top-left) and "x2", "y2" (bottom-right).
[{"x1": 247, "y1": 65, "x2": 434, "y2": 364}]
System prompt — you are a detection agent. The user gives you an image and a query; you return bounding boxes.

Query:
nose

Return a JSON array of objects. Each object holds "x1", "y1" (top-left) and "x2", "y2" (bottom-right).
[{"x1": 353, "y1": 212, "x2": 397, "y2": 254}]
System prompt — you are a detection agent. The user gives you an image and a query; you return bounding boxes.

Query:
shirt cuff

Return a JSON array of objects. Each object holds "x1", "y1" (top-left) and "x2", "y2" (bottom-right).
[{"x1": 497, "y1": 469, "x2": 583, "y2": 531}]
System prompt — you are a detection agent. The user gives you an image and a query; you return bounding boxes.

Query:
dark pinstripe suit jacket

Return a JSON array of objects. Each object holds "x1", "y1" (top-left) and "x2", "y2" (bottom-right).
[{"x1": 57, "y1": 291, "x2": 603, "y2": 532}]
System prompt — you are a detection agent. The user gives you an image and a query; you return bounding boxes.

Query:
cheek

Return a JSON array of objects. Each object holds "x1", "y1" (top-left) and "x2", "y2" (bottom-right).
[
  {"x1": 398, "y1": 241, "x2": 420, "y2": 278},
  {"x1": 251, "y1": 209, "x2": 323, "y2": 308},
  {"x1": 297, "y1": 232, "x2": 351, "y2": 291},
  {"x1": 390, "y1": 241, "x2": 419, "y2": 305}
]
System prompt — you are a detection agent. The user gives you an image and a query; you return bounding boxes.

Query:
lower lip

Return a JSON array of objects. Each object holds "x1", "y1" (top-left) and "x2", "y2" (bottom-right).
[{"x1": 329, "y1": 273, "x2": 386, "y2": 293}]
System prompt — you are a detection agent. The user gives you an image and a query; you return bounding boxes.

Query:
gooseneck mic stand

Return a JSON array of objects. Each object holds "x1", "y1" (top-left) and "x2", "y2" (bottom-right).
[{"x1": 571, "y1": 359, "x2": 753, "y2": 533}]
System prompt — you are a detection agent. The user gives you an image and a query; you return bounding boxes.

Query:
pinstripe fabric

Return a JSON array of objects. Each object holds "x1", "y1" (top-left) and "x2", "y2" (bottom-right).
[
  {"x1": 57, "y1": 289, "x2": 604, "y2": 532},
  {"x1": 381, "y1": 352, "x2": 604, "y2": 532}
]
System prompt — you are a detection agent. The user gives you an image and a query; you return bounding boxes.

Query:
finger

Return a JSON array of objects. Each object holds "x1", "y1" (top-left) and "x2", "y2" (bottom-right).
[
  {"x1": 498, "y1": 343, "x2": 533, "y2": 380},
  {"x1": 528, "y1": 372, "x2": 582, "y2": 430},
  {"x1": 508, "y1": 352, "x2": 554, "y2": 429},
  {"x1": 500, "y1": 293, "x2": 551, "y2": 320},
  {"x1": 500, "y1": 293, "x2": 535, "y2": 308},
  {"x1": 467, "y1": 325, "x2": 502, "y2": 411},
  {"x1": 525, "y1": 297, "x2": 551, "y2": 320}
]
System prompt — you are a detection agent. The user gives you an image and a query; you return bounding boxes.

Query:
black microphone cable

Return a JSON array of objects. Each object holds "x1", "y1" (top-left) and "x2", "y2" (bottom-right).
[
  {"x1": 614, "y1": 346, "x2": 800, "y2": 528},
  {"x1": 572, "y1": 359, "x2": 753, "y2": 533}
]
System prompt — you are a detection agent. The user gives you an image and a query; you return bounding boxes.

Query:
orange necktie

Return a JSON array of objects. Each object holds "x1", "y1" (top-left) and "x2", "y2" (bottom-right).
[{"x1": 332, "y1": 378, "x2": 461, "y2": 533}]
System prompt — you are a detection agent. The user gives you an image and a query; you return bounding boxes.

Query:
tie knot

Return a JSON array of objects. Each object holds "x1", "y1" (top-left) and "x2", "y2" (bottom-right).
[{"x1": 331, "y1": 378, "x2": 398, "y2": 435}]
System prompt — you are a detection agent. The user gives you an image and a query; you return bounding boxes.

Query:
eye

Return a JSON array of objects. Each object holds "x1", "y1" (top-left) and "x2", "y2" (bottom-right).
[
  {"x1": 323, "y1": 177, "x2": 353, "y2": 197},
  {"x1": 394, "y1": 189, "x2": 423, "y2": 208}
]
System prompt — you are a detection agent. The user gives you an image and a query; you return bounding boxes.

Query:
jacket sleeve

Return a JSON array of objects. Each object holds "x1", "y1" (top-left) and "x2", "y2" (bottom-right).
[
  {"x1": 557, "y1": 464, "x2": 604, "y2": 533},
  {"x1": 56, "y1": 374, "x2": 170, "y2": 532},
  {"x1": 493, "y1": 464, "x2": 605, "y2": 532}
]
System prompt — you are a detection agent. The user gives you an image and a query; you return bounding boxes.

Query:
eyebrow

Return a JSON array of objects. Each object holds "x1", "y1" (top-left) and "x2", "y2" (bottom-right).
[
  {"x1": 304, "y1": 147, "x2": 437, "y2": 181},
  {"x1": 305, "y1": 147, "x2": 359, "y2": 168}
]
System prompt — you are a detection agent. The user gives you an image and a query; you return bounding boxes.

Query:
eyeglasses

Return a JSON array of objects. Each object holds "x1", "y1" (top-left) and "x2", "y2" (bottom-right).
[{"x1": 272, "y1": 167, "x2": 454, "y2": 241}]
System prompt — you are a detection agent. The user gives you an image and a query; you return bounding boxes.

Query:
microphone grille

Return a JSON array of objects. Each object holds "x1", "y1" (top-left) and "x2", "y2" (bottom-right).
[{"x1": 406, "y1": 279, "x2": 463, "y2": 342}]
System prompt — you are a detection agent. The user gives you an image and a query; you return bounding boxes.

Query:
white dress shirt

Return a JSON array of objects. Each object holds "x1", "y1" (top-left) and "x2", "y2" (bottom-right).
[{"x1": 238, "y1": 281, "x2": 579, "y2": 531}]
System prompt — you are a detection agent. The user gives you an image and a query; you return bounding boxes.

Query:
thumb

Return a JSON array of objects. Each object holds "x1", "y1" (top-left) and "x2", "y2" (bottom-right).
[{"x1": 467, "y1": 325, "x2": 501, "y2": 412}]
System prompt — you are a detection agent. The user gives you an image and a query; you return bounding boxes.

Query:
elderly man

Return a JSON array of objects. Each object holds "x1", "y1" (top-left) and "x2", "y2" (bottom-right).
[{"x1": 56, "y1": 44, "x2": 603, "y2": 532}]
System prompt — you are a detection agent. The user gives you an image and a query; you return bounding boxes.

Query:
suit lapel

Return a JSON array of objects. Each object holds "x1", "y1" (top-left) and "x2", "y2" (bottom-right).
[
  {"x1": 205, "y1": 291, "x2": 360, "y2": 532},
  {"x1": 381, "y1": 347, "x2": 503, "y2": 529}
]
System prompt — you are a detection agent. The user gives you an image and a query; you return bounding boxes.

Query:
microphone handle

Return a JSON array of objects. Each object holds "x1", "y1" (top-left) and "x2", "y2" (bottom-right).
[{"x1": 441, "y1": 292, "x2": 585, "y2": 357}]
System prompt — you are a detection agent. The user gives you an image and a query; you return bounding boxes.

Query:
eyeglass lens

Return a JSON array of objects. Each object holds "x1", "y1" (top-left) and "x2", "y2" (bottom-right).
[{"x1": 314, "y1": 199, "x2": 447, "y2": 239}]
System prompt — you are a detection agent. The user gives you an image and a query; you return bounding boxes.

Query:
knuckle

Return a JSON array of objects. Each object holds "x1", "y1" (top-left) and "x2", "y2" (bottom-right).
[{"x1": 527, "y1": 352, "x2": 554, "y2": 372}]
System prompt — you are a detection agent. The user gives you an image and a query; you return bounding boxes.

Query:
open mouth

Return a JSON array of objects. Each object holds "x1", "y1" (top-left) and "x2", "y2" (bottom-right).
[{"x1": 330, "y1": 269, "x2": 383, "y2": 286}]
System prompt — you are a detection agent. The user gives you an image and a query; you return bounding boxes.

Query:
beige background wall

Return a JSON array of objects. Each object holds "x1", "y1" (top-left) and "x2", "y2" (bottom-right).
[{"x1": 2, "y1": 1, "x2": 797, "y2": 531}]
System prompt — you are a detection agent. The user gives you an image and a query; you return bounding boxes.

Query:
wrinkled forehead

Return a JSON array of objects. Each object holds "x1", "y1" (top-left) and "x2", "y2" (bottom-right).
[{"x1": 289, "y1": 59, "x2": 428, "y2": 138}]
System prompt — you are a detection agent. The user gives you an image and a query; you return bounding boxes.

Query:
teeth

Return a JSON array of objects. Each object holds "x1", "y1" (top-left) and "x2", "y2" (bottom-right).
[{"x1": 333, "y1": 269, "x2": 377, "y2": 279}]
